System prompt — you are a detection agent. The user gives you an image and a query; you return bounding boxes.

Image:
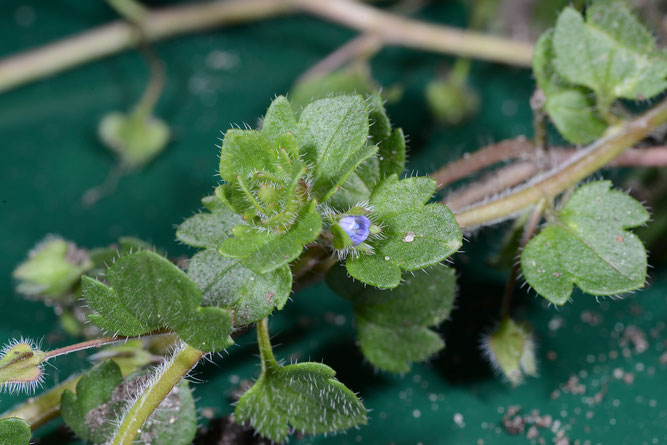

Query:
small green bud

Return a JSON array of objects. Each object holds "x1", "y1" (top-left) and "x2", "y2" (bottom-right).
[
  {"x1": 99, "y1": 111, "x2": 169, "y2": 168},
  {"x1": 257, "y1": 183, "x2": 280, "y2": 206},
  {"x1": 426, "y1": 78, "x2": 479, "y2": 125},
  {"x1": 482, "y1": 318, "x2": 537, "y2": 387},
  {"x1": 13, "y1": 237, "x2": 92, "y2": 299},
  {"x1": 0, "y1": 340, "x2": 46, "y2": 394}
]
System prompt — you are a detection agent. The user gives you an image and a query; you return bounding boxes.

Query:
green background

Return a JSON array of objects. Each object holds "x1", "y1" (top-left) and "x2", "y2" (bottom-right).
[{"x1": 0, "y1": 1, "x2": 665, "y2": 444}]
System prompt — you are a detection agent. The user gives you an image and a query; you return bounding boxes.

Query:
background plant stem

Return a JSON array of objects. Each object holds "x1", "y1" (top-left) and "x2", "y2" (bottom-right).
[{"x1": 0, "y1": 0, "x2": 534, "y2": 94}]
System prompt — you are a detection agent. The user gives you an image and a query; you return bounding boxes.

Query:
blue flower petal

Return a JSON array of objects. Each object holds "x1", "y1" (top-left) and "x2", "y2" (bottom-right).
[{"x1": 338, "y1": 215, "x2": 371, "y2": 245}]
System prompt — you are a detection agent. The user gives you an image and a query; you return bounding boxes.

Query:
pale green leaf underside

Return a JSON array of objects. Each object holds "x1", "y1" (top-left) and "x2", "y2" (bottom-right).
[
  {"x1": 83, "y1": 250, "x2": 233, "y2": 352},
  {"x1": 187, "y1": 249, "x2": 291, "y2": 326},
  {"x1": 521, "y1": 181, "x2": 649, "y2": 305},
  {"x1": 553, "y1": 4, "x2": 667, "y2": 103},
  {"x1": 218, "y1": 201, "x2": 322, "y2": 273},
  {"x1": 328, "y1": 265, "x2": 456, "y2": 373},
  {"x1": 176, "y1": 196, "x2": 244, "y2": 249},
  {"x1": 0, "y1": 417, "x2": 31, "y2": 445},
  {"x1": 345, "y1": 175, "x2": 462, "y2": 288},
  {"x1": 235, "y1": 362, "x2": 367, "y2": 443},
  {"x1": 299, "y1": 95, "x2": 377, "y2": 201}
]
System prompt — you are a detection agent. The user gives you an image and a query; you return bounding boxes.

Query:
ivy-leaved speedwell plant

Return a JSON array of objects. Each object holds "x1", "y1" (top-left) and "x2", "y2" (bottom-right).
[{"x1": 2, "y1": 1, "x2": 666, "y2": 444}]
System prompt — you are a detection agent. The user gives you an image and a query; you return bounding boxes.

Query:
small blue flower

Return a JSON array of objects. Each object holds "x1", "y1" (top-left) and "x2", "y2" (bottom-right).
[{"x1": 338, "y1": 215, "x2": 371, "y2": 246}]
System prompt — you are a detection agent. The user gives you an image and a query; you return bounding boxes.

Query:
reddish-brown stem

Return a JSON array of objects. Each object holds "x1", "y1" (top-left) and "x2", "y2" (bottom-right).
[
  {"x1": 444, "y1": 162, "x2": 539, "y2": 211},
  {"x1": 44, "y1": 329, "x2": 170, "y2": 360},
  {"x1": 296, "y1": 34, "x2": 383, "y2": 83},
  {"x1": 432, "y1": 137, "x2": 534, "y2": 191},
  {"x1": 442, "y1": 146, "x2": 667, "y2": 211}
]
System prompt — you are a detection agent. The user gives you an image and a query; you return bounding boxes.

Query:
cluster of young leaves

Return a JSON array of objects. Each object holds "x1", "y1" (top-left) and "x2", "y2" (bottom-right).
[
  {"x1": 521, "y1": 181, "x2": 650, "y2": 305},
  {"x1": 61, "y1": 360, "x2": 196, "y2": 445},
  {"x1": 234, "y1": 322, "x2": 367, "y2": 443},
  {"x1": 177, "y1": 93, "x2": 459, "y2": 324},
  {"x1": 83, "y1": 250, "x2": 234, "y2": 352},
  {"x1": 533, "y1": 1, "x2": 667, "y2": 144},
  {"x1": 328, "y1": 265, "x2": 456, "y2": 373}
]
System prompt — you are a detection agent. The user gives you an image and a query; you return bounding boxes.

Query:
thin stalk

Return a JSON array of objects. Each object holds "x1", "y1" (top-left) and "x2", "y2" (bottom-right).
[
  {"x1": 256, "y1": 318, "x2": 279, "y2": 373},
  {"x1": 44, "y1": 337, "x2": 125, "y2": 360},
  {"x1": 500, "y1": 199, "x2": 545, "y2": 319},
  {"x1": 455, "y1": 97, "x2": 667, "y2": 228},
  {"x1": 110, "y1": 342, "x2": 204, "y2": 445},
  {"x1": 44, "y1": 329, "x2": 170, "y2": 360}
]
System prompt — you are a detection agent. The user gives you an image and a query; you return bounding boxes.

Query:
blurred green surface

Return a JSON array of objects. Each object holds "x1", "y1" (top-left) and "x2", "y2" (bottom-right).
[{"x1": 0, "y1": 1, "x2": 665, "y2": 444}]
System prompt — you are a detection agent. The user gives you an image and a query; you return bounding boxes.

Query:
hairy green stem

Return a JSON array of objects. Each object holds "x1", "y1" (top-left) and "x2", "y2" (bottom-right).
[
  {"x1": 455, "y1": 97, "x2": 667, "y2": 228},
  {"x1": 110, "y1": 342, "x2": 203, "y2": 445}
]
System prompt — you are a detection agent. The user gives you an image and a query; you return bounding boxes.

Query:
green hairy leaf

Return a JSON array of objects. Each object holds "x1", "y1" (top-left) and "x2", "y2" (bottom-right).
[
  {"x1": 187, "y1": 249, "x2": 291, "y2": 325},
  {"x1": 328, "y1": 265, "x2": 456, "y2": 373},
  {"x1": 552, "y1": 2, "x2": 667, "y2": 106},
  {"x1": 62, "y1": 361, "x2": 197, "y2": 444},
  {"x1": 176, "y1": 196, "x2": 245, "y2": 249},
  {"x1": 83, "y1": 250, "x2": 234, "y2": 352},
  {"x1": 521, "y1": 181, "x2": 649, "y2": 305},
  {"x1": 482, "y1": 318, "x2": 537, "y2": 387},
  {"x1": 299, "y1": 95, "x2": 377, "y2": 201},
  {"x1": 345, "y1": 175, "x2": 462, "y2": 288},
  {"x1": 330, "y1": 94, "x2": 406, "y2": 210},
  {"x1": 218, "y1": 200, "x2": 322, "y2": 273},
  {"x1": 0, "y1": 417, "x2": 31, "y2": 445},
  {"x1": 236, "y1": 354, "x2": 367, "y2": 442},
  {"x1": 532, "y1": 29, "x2": 607, "y2": 144}
]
